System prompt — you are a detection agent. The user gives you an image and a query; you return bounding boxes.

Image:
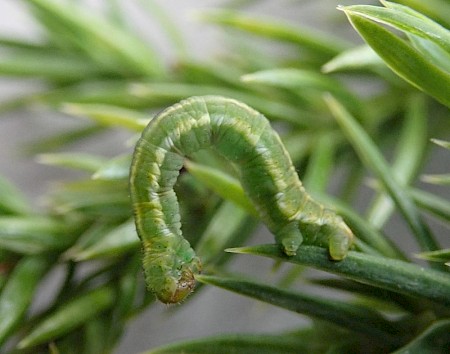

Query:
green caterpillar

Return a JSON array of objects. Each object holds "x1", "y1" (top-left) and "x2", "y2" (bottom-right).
[{"x1": 129, "y1": 96, "x2": 353, "y2": 304}]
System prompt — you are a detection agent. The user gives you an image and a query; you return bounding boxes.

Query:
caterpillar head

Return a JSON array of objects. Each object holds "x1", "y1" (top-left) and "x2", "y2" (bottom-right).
[{"x1": 153, "y1": 257, "x2": 202, "y2": 304}]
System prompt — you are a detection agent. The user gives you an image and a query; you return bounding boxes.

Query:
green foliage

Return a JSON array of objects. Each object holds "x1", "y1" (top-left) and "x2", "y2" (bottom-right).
[
  {"x1": 0, "y1": 0, "x2": 449, "y2": 353},
  {"x1": 340, "y1": 1, "x2": 450, "y2": 106}
]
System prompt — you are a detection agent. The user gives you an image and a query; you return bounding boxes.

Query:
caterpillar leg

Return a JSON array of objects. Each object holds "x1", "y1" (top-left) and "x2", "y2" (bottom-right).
[
  {"x1": 276, "y1": 222, "x2": 303, "y2": 256},
  {"x1": 328, "y1": 225, "x2": 353, "y2": 260}
]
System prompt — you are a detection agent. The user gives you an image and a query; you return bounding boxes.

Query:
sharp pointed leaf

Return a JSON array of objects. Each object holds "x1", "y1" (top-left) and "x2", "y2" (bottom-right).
[
  {"x1": 0, "y1": 51, "x2": 108, "y2": 82},
  {"x1": 340, "y1": 7, "x2": 450, "y2": 106},
  {"x1": 196, "y1": 201, "x2": 254, "y2": 265},
  {"x1": 343, "y1": 3, "x2": 450, "y2": 52},
  {"x1": 18, "y1": 286, "x2": 116, "y2": 348},
  {"x1": 129, "y1": 82, "x2": 312, "y2": 127},
  {"x1": 0, "y1": 256, "x2": 49, "y2": 346},
  {"x1": 0, "y1": 176, "x2": 31, "y2": 215},
  {"x1": 93, "y1": 154, "x2": 132, "y2": 180},
  {"x1": 26, "y1": 0, "x2": 164, "y2": 77},
  {"x1": 242, "y1": 68, "x2": 364, "y2": 118},
  {"x1": 421, "y1": 174, "x2": 450, "y2": 185},
  {"x1": 325, "y1": 95, "x2": 440, "y2": 255},
  {"x1": 197, "y1": 274, "x2": 401, "y2": 344},
  {"x1": 196, "y1": 10, "x2": 350, "y2": 59},
  {"x1": 391, "y1": 0, "x2": 450, "y2": 28},
  {"x1": 226, "y1": 244, "x2": 450, "y2": 306},
  {"x1": 148, "y1": 333, "x2": 309, "y2": 354},
  {"x1": 69, "y1": 220, "x2": 139, "y2": 261},
  {"x1": 0, "y1": 216, "x2": 74, "y2": 254},
  {"x1": 185, "y1": 160, "x2": 257, "y2": 217},
  {"x1": 322, "y1": 45, "x2": 388, "y2": 75},
  {"x1": 36, "y1": 153, "x2": 108, "y2": 173},
  {"x1": 431, "y1": 139, "x2": 450, "y2": 149},
  {"x1": 410, "y1": 188, "x2": 450, "y2": 223},
  {"x1": 366, "y1": 95, "x2": 427, "y2": 228},
  {"x1": 392, "y1": 320, "x2": 450, "y2": 354},
  {"x1": 62, "y1": 103, "x2": 149, "y2": 131},
  {"x1": 416, "y1": 249, "x2": 450, "y2": 265}
]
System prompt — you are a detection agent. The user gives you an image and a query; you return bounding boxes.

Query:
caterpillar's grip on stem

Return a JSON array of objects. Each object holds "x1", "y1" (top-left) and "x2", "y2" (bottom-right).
[{"x1": 129, "y1": 96, "x2": 353, "y2": 304}]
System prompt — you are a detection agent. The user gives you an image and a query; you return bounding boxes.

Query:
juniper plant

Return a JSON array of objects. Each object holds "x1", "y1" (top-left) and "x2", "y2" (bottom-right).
[{"x1": 0, "y1": 1, "x2": 449, "y2": 353}]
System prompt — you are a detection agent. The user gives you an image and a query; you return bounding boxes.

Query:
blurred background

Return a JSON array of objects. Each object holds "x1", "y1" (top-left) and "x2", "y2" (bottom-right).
[
  {"x1": 0, "y1": 0, "x2": 343, "y2": 201},
  {"x1": 0, "y1": 1, "x2": 448, "y2": 353}
]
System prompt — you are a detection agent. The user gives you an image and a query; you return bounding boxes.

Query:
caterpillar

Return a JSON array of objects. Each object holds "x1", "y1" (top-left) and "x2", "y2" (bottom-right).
[{"x1": 129, "y1": 96, "x2": 353, "y2": 304}]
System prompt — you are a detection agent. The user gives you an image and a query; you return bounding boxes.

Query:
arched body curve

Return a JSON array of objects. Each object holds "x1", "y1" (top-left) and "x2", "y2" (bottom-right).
[{"x1": 129, "y1": 96, "x2": 353, "y2": 303}]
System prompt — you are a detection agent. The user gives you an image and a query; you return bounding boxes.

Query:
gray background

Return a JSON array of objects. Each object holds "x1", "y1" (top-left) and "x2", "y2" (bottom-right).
[{"x1": 0, "y1": 1, "x2": 448, "y2": 353}]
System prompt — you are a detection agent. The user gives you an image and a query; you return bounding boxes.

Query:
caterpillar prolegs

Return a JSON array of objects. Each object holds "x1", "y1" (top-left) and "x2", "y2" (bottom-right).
[{"x1": 129, "y1": 96, "x2": 353, "y2": 304}]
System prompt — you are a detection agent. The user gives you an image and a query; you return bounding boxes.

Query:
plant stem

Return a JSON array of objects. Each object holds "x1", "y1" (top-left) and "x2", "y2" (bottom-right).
[{"x1": 228, "y1": 244, "x2": 450, "y2": 307}]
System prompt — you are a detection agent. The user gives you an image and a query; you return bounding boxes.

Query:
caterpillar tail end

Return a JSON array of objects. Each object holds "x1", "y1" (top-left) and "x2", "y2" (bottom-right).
[{"x1": 328, "y1": 224, "x2": 354, "y2": 261}]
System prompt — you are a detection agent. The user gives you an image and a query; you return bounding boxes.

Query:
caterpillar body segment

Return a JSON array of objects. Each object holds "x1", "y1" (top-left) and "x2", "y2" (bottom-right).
[{"x1": 129, "y1": 96, "x2": 353, "y2": 303}]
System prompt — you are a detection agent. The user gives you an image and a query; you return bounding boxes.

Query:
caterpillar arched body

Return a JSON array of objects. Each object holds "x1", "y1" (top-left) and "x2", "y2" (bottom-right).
[{"x1": 129, "y1": 96, "x2": 353, "y2": 304}]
